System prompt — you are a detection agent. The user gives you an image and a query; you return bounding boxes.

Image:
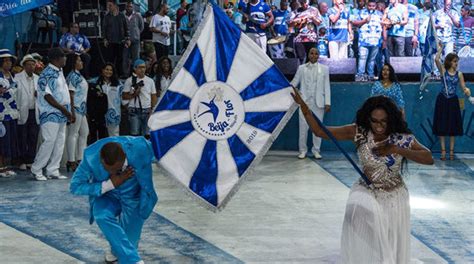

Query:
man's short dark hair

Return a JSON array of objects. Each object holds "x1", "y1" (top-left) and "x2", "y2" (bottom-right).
[
  {"x1": 48, "y1": 47, "x2": 65, "y2": 61},
  {"x1": 100, "y1": 142, "x2": 126, "y2": 166},
  {"x1": 368, "y1": 0, "x2": 377, "y2": 3},
  {"x1": 462, "y1": 4, "x2": 471, "y2": 12}
]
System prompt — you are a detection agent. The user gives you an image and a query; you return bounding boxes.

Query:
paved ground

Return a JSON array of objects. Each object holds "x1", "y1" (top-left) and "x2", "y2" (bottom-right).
[{"x1": 1, "y1": 152, "x2": 471, "y2": 263}]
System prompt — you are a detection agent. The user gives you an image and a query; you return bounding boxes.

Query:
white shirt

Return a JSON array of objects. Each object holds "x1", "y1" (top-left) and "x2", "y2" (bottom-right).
[
  {"x1": 13, "y1": 71, "x2": 39, "y2": 125},
  {"x1": 151, "y1": 14, "x2": 171, "y2": 46},
  {"x1": 46, "y1": 64, "x2": 70, "y2": 106},
  {"x1": 123, "y1": 75, "x2": 157, "y2": 109},
  {"x1": 160, "y1": 75, "x2": 172, "y2": 91},
  {"x1": 290, "y1": 62, "x2": 331, "y2": 108}
]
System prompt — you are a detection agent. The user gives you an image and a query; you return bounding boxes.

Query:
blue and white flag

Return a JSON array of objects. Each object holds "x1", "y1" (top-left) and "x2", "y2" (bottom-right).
[
  {"x1": 148, "y1": 4, "x2": 296, "y2": 210},
  {"x1": 419, "y1": 12, "x2": 437, "y2": 99},
  {"x1": 0, "y1": 0, "x2": 53, "y2": 17}
]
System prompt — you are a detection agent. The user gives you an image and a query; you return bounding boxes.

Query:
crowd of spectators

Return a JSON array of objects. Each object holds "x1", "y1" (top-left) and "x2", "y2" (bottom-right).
[
  {"x1": 0, "y1": 0, "x2": 473, "y2": 178},
  {"x1": 223, "y1": 0, "x2": 473, "y2": 81}
]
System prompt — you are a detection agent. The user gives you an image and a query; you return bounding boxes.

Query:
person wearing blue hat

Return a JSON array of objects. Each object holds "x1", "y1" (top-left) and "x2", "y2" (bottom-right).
[
  {"x1": 122, "y1": 59, "x2": 157, "y2": 137},
  {"x1": 0, "y1": 49, "x2": 19, "y2": 178}
]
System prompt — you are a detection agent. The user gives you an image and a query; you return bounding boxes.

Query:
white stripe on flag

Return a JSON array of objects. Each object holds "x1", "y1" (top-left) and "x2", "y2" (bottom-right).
[
  {"x1": 226, "y1": 35, "x2": 274, "y2": 93},
  {"x1": 197, "y1": 8, "x2": 217, "y2": 82},
  {"x1": 148, "y1": 110, "x2": 190, "y2": 131},
  {"x1": 167, "y1": 69, "x2": 200, "y2": 98},
  {"x1": 244, "y1": 87, "x2": 294, "y2": 112},
  {"x1": 236, "y1": 123, "x2": 272, "y2": 155},
  {"x1": 160, "y1": 131, "x2": 207, "y2": 186},
  {"x1": 216, "y1": 141, "x2": 240, "y2": 205}
]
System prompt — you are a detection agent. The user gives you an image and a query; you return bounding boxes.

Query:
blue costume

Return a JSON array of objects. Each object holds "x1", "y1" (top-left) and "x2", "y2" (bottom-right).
[{"x1": 70, "y1": 136, "x2": 158, "y2": 263}]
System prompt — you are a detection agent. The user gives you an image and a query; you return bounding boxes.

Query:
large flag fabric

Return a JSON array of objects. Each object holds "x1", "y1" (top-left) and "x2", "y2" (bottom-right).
[
  {"x1": 148, "y1": 4, "x2": 296, "y2": 210},
  {"x1": 0, "y1": 0, "x2": 53, "y2": 17},
  {"x1": 419, "y1": 12, "x2": 437, "y2": 98}
]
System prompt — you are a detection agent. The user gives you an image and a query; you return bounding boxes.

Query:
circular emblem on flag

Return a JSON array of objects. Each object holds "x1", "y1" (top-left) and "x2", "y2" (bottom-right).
[{"x1": 190, "y1": 81, "x2": 244, "y2": 140}]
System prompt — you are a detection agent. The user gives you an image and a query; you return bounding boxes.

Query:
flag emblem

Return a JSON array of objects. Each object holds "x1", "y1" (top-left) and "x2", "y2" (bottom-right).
[
  {"x1": 148, "y1": 4, "x2": 296, "y2": 209},
  {"x1": 191, "y1": 82, "x2": 245, "y2": 140}
]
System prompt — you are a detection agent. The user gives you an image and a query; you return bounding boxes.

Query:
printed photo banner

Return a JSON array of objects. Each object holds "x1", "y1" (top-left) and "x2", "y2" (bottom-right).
[
  {"x1": 148, "y1": 3, "x2": 297, "y2": 210},
  {"x1": 0, "y1": 0, "x2": 53, "y2": 17}
]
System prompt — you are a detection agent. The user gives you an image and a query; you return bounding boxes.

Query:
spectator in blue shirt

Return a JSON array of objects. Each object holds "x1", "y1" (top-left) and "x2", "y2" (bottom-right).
[
  {"x1": 269, "y1": 1, "x2": 290, "y2": 59},
  {"x1": 233, "y1": 6, "x2": 246, "y2": 31},
  {"x1": 273, "y1": 1, "x2": 290, "y2": 36},
  {"x1": 417, "y1": 2, "x2": 432, "y2": 55},
  {"x1": 433, "y1": 0, "x2": 461, "y2": 56},
  {"x1": 328, "y1": 0, "x2": 353, "y2": 59},
  {"x1": 403, "y1": 0, "x2": 419, "y2": 56},
  {"x1": 59, "y1": 22, "x2": 92, "y2": 78},
  {"x1": 241, "y1": 0, "x2": 274, "y2": 53},
  {"x1": 382, "y1": 0, "x2": 408, "y2": 56},
  {"x1": 354, "y1": 0, "x2": 384, "y2": 81}
]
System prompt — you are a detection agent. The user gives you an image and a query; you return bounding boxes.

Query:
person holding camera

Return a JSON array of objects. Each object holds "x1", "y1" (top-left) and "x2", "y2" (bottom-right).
[{"x1": 123, "y1": 59, "x2": 157, "y2": 137}]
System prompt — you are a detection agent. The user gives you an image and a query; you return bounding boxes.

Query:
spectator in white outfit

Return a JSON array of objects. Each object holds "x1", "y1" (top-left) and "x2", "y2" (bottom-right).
[
  {"x1": 64, "y1": 53, "x2": 89, "y2": 172},
  {"x1": 14, "y1": 55, "x2": 40, "y2": 171},
  {"x1": 291, "y1": 48, "x2": 331, "y2": 159},
  {"x1": 32, "y1": 48, "x2": 74, "y2": 181},
  {"x1": 150, "y1": 4, "x2": 172, "y2": 61}
]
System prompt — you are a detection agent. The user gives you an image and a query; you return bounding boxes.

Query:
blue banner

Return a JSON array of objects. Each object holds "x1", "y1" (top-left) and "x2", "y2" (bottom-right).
[
  {"x1": 0, "y1": 0, "x2": 53, "y2": 17},
  {"x1": 148, "y1": 4, "x2": 296, "y2": 210}
]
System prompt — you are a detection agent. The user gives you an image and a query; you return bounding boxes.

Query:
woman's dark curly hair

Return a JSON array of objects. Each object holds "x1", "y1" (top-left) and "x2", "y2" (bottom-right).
[
  {"x1": 356, "y1": 95, "x2": 411, "y2": 144},
  {"x1": 63, "y1": 53, "x2": 80, "y2": 77},
  {"x1": 378, "y1": 63, "x2": 398, "y2": 83}
]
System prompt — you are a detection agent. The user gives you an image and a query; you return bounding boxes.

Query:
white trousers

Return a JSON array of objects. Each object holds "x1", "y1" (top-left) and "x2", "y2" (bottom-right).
[
  {"x1": 107, "y1": 125, "x2": 119, "y2": 137},
  {"x1": 299, "y1": 101, "x2": 325, "y2": 154},
  {"x1": 247, "y1": 33, "x2": 267, "y2": 54},
  {"x1": 329, "y1": 41, "x2": 349, "y2": 60},
  {"x1": 32, "y1": 122, "x2": 66, "y2": 176},
  {"x1": 66, "y1": 115, "x2": 89, "y2": 162}
]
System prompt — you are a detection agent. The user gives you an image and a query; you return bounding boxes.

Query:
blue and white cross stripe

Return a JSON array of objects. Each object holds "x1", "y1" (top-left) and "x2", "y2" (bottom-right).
[{"x1": 148, "y1": 4, "x2": 296, "y2": 209}]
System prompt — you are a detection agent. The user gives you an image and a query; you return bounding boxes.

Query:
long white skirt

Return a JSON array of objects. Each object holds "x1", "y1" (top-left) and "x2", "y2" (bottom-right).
[{"x1": 341, "y1": 182, "x2": 410, "y2": 264}]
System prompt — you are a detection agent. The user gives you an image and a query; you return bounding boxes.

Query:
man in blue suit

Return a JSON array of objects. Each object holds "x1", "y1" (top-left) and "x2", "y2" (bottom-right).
[{"x1": 70, "y1": 136, "x2": 158, "y2": 264}]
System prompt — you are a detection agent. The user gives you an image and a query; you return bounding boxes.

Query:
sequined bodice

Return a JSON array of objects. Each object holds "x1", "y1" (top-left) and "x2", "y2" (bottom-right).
[{"x1": 355, "y1": 128, "x2": 414, "y2": 191}]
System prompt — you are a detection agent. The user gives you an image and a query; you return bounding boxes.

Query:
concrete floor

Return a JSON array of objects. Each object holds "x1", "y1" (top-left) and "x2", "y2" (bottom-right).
[{"x1": 0, "y1": 153, "x2": 471, "y2": 263}]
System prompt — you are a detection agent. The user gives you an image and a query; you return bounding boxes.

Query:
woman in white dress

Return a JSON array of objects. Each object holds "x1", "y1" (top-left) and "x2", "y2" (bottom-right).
[{"x1": 292, "y1": 90, "x2": 434, "y2": 263}]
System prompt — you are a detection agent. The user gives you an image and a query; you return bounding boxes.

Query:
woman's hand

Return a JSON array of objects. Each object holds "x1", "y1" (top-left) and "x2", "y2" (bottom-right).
[
  {"x1": 291, "y1": 87, "x2": 311, "y2": 115},
  {"x1": 464, "y1": 87, "x2": 471, "y2": 97}
]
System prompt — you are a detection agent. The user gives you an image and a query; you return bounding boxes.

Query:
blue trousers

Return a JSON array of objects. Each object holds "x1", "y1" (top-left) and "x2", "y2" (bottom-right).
[
  {"x1": 128, "y1": 108, "x2": 151, "y2": 136},
  {"x1": 93, "y1": 194, "x2": 144, "y2": 264}
]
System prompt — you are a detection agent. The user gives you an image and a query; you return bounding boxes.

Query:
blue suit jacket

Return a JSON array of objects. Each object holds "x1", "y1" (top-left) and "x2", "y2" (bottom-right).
[{"x1": 70, "y1": 136, "x2": 158, "y2": 224}]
